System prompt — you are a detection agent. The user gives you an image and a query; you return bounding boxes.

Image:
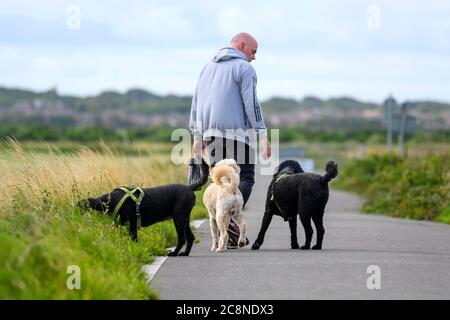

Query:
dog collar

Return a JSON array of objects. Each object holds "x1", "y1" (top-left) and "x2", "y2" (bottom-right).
[{"x1": 275, "y1": 172, "x2": 290, "y2": 184}]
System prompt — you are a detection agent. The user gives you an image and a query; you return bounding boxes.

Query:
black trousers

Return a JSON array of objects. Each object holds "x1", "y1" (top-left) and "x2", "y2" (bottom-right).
[{"x1": 205, "y1": 137, "x2": 255, "y2": 208}]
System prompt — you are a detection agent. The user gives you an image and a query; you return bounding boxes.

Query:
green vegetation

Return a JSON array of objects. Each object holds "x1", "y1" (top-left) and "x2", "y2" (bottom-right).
[
  {"x1": 275, "y1": 127, "x2": 386, "y2": 143},
  {"x1": 1, "y1": 87, "x2": 449, "y2": 137},
  {"x1": 1, "y1": 204, "x2": 158, "y2": 299},
  {"x1": 0, "y1": 193, "x2": 208, "y2": 299},
  {"x1": 0, "y1": 124, "x2": 178, "y2": 143},
  {"x1": 2, "y1": 124, "x2": 449, "y2": 145},
  {"x1": 0, "y1": 141, "x2": 208, "y2": 299},
  {"x1": 273, "y1": 126, "x2": 449, "y2": 144},
  {"x1": 1, "y1": 85, "x2": 447, "y2": 298},
  {"x1": 334, "y1": 153, "x2": 450, "y2": 224},
  {"x1": 0, "y1": 87, "x2": 191, "y2": 115}
]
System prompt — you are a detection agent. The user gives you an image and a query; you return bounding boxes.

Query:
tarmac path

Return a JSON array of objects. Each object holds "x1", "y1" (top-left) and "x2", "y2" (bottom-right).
[{"x1": 150, "y1": 169, "x2": 450, "y2": 299}]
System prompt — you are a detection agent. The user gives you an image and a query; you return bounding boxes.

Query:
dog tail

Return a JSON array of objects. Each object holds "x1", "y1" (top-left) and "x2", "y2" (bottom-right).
[
  {"x1": 212, "y1": 165, "x2": 239, "y2": 188},
  {"x1": 322, "y1": 161, "x2": 338, "y2": 183},
  {"x1": 188, "y1": 157, "x2": 210, "y2": 191}
]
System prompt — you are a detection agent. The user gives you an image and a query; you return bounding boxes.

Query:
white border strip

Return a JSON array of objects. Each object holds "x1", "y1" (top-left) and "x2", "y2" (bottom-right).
[
  {"x1": 142, "y1": 257, "x2": 169, "y2": 283},
  {"x1": 141, "y1": 219, "x2": 206, "y2": 283}
]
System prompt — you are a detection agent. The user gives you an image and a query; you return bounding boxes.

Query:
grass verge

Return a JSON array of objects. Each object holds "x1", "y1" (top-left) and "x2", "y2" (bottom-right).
[{"x1": 0, "y1": 139, "x2": 207, "y2": 299}]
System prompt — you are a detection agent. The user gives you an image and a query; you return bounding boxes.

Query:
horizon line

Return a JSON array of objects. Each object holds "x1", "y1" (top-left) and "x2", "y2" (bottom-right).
[{"x1": 2, "y1": 84, "x2": 449, "y2": 106}]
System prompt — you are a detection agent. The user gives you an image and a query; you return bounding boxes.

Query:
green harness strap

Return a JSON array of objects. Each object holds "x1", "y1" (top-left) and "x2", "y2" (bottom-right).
[
  {"x1": 270, "y1": 173, "x2": 291, "y2": 220},
  {"x1": 112, "y1": 187, "x2": 145, "y2": 229},
  {"x1": 270, "y1": 173, "x2": 289, "y2": 201}
]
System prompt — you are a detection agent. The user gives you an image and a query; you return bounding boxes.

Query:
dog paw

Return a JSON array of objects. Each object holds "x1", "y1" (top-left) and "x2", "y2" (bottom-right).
[
  {"x1": 238, "y1": 238, "x2": 248, "y2": 247},
  {"x1": 167, "y1": 251, "x2": 178, "y2": 257},
  {"x1": 300, "y1": 245, "x2": 310, "y2": 250},
  {"x1": 215, "y1": 247, "x2": 226, "y2": 253},
  {"x1": 251, "y1": 242, "x2": 261, "y2": 250},
  {"x1": 211, "y1": 245, "x2": 218, "y2": 252},
  {"x1": 178, "y1": 251, "x2": 189, "y2": 256},
  {"x1": 311, "y1": 245, "x2": 322, "y2": 250},
  {"x1": 291, "y1": 243, "x2": 300, "y2": 249}
]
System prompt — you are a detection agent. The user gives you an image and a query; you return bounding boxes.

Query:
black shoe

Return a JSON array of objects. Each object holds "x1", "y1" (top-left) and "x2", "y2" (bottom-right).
[
  {"x1": 227, "y1": 236, "x2": 239, "y2": 249},
  {"x1": 227, "y1": 233, "x2": 250, "y2": 249}
]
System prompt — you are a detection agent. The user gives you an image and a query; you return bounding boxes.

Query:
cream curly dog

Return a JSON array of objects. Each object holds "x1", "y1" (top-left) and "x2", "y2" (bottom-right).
[{"x1": 203, "y1": 159, "x2": 247, "y2": 252}]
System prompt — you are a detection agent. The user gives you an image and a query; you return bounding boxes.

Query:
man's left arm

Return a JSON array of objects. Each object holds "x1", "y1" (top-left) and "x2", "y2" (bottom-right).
[
  {"x1": 240, "y1": 65, "x2": 271, "y2": 159},
  {"x1": 240, "y1": 65, "x2": 267, "y2": 139}
]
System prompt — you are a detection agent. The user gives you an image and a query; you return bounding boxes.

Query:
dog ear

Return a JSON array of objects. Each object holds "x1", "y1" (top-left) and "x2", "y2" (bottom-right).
[
  {"x1": 234, "y1": 163, "x2": 241, "y2": 174},
  {"x1": 295, "y1": 161, "x2": 304, "y2": 173},
  {"x1": 273, "y1": 165, "x2": 281, "y2": 177}
]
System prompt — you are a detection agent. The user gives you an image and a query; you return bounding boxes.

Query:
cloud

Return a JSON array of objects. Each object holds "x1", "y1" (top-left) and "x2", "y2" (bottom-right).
[{"x1": 0, "y1": 0, "x2": 449, "y2": 101}]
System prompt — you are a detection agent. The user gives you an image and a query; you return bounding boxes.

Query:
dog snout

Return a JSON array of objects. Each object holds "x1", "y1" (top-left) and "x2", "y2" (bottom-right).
[{"x1": 77, "y1": 199, "x2": 90, "y2": 209}]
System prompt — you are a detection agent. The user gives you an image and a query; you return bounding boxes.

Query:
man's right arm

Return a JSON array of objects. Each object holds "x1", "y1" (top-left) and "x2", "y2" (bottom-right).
[
  {"x1": 189, "y1": 85, "x2": 205, "y2": 157},
  {"x1": 189, "y1": 89, "x2": 202, "y2": 142}
]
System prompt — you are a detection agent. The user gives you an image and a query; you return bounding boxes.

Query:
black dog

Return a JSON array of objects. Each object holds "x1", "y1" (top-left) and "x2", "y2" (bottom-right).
[
  {"x1": 251, "y1": 160, "x2": 338, "y2": 251},
  {"x1": 78, "y1": 159, "x2": 209, "y2": 257}
]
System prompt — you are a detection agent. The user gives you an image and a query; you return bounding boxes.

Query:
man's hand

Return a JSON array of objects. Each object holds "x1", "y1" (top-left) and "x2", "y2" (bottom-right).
[
  {"x1": 192, "y1": 140, "x2": 205, "y2": 157},
  {"x1": 260, "y1": 137, "x2": 272, "y2": 160}
]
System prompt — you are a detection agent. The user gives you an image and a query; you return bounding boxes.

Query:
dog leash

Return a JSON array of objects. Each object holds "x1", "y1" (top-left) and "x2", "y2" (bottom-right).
[{"x1": 112, "y1": 187, "x2": 145, "y2": 229}]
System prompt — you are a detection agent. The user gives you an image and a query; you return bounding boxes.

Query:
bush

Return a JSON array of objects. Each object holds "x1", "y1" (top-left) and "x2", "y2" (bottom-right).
[{"x1": 335, "y1": 153, "x2": 450, "y2": 223}]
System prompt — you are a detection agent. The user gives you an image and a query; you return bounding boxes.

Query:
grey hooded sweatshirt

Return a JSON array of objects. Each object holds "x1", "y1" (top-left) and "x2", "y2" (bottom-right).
[{"x1": 189, "y1": 47, "x2": 267, "y2": 144}]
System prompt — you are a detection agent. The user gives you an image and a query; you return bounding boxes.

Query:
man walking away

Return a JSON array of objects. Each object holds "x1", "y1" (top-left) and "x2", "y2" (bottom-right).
[{"x1": 190, "y1": 32, "x2": 271, "y2": 248}]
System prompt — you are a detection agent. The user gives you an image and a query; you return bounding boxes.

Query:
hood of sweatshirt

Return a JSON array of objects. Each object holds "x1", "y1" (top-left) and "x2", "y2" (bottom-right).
[{"x1": 212, "y1": 47, "x2": 247, "y2": 62}]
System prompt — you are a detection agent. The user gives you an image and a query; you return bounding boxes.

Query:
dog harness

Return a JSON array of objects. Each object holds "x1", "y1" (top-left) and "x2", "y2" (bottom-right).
[
  {"x1": 111, "y1": 187, "x2": 145, "y2": 229},
  {"x1": 270, "y1": 172, "x2": 292, "y2": 221}
]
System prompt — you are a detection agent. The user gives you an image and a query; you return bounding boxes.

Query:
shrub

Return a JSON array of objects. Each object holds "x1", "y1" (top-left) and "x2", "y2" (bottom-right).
[{"x1": 335, "y1": 153, "x2": 449, "y2": 223}]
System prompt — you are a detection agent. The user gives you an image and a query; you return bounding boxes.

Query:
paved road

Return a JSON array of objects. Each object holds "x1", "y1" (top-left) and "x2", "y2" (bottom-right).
[{"x1": 151, "y1": 170, "x2": 450, "y2": 299}]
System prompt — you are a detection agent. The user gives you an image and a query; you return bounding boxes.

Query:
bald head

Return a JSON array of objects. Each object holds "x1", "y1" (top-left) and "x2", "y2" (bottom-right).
[{"x1": 230, "y1": 32, "x2": 258, "y2": 62}]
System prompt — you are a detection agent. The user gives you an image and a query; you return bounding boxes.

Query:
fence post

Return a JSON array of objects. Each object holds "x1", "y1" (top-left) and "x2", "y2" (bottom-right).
[{"x1": 397, "y1": 102, "x2": 407, "y2": 154}]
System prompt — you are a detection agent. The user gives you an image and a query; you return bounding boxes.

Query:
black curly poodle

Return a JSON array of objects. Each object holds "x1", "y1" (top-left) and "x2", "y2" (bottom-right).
[
  {"x1": 251, "y1": 160, "x2": 338, "y2": 251},
  {"x1": 78, "y1": 159, "x2": 209, "y2": 257}
]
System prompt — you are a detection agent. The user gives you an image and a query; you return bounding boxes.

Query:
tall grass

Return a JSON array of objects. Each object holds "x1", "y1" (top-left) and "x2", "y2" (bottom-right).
[{"x1": 0, "y1": 139, "x2": 206, "y2": 299}]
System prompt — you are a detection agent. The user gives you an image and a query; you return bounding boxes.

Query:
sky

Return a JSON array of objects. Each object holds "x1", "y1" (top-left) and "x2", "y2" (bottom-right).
[{"x1": 1, "y1": 0, "x2": 449, "y2": 104}]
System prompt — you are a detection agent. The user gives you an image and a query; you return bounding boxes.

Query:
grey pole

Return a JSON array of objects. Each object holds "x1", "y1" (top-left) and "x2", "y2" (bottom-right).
[
  {"x1": 397, "y1": 102, "x2": 407, "y2": 154},
  {"x1": 386, "y1": 96, "x2": 393, "y2": 152}
]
